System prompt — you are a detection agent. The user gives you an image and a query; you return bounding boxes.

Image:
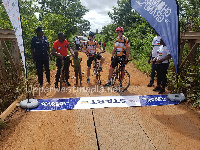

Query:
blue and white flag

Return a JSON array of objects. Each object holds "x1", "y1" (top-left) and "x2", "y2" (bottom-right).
[
  {"x1": 2, "y1": 0, "x2": 26, "y2": 73},
  {"x1": 130, "y1": 0, "x2": 179, "y2": 72}
]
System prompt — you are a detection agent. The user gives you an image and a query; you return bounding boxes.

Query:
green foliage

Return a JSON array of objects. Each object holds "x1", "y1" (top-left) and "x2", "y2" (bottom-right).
[
  {"x1": 0, "y1": 119, "x2": 7, "y2": 129},
  {"x1": 178, "y1": 0, "x2": 200, "y2": 32},
  {"x1": 99, "y1": 0, "x2": 200, "y2": 108},
  {"x1": 0, "y1": 0, "x2": 90, "y2": 113}
]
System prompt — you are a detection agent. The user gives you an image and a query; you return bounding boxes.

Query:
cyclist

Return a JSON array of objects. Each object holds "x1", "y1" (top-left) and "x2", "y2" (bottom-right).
[
  {"x1": 82, "y1": 31, "x2": 105, "y2": 83},
  {"x1": 104, "y1": 26, "x2": 130, "y2": 86},
  {"x1": 52, "y1": 33, "x2": 74, "y2": 88}
]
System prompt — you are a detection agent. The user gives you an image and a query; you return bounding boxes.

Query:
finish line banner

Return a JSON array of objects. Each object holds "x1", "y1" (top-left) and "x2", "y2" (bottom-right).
[{"x1": 30, "y1": 95, "x2": 180, "y2": 111}]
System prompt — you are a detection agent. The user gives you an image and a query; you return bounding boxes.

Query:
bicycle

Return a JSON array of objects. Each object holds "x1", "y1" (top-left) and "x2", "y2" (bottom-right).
[
  {"x1": 92, "y1": 51, "x2": 105, "y2": 85},
  {"x1": 111, "y1": 56, "x2": 131, "y2": 93},
  {"x1": 60, "y1": 55, "x2": 71, "y2": 91}
]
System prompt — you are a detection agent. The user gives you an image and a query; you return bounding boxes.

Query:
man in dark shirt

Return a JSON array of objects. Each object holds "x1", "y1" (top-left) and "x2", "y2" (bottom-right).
[{"x1": 31, "y1": 27, "x2": 51, "y2": 87}]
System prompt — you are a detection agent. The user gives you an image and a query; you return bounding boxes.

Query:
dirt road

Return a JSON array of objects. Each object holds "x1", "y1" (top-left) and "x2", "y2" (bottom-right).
[{"x1": 1, "y1": 51, "x2": 200, "y2": 150}]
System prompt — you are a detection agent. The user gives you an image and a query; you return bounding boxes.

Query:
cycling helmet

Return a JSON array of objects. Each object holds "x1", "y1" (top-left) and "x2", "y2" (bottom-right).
[
  {"x1": 89, "y1": 31, "x2": 95, "y2": 37},
  {"x1": 115, "y1": 26, "x2": 124, "y2": 32}
]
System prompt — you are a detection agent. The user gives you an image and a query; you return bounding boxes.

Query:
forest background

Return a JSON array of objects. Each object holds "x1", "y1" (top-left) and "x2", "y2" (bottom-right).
[{"x1": 0, "y1": 0, "x2": 199, "y2": 115}]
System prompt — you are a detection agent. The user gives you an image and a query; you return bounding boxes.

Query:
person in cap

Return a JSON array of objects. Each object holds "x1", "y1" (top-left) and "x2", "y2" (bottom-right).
[
  {"x1": 31, "y1": 27, "x2": 51, "y2": 87},
  {"x1": 82, "y1": 31, "x2": 105, "y2": 83},
  {"x1": 152, "y1": 39, "x2": 171, "y2": 94},
  {"x1": 52, "y1": 33, "x2": 74, "y2": 88},
  {"x1": 74, "y1": 36, "x2": 80, "y2": 51},
  {"x1": 147, "y1": 30, "x2": 161, "y2": 87},
  {"x1": 104, "y1": 26, "x2": 130, "y2": 87}
]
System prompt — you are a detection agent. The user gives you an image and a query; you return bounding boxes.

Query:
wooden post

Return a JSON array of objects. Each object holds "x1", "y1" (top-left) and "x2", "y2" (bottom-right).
[
  {"x1": 2, "y1": 40, "x2": 18, "y2": 74},
  {"x1": 0, "y1": 40, "x2": 6, "y2": 80},
  {"x1": 179, "y1": 42, "x2": 198, "y2": 70},
  {"x1": 11, "y1": 38, "x2": 22, "y2": 76}
]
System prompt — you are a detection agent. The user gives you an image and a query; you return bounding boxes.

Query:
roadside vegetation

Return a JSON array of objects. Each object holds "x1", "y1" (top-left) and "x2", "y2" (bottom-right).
[{"x1": 0, "y1": 0, "x2": 199, "y2": 114}]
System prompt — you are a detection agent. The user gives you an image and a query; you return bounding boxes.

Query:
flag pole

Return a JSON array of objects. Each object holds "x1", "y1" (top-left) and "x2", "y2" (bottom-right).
[
  {"x1": 18, "y1": 0, "x2": 39, "y2": 109},
  {"x1": 176, "y1": 0, "x2": 180, "y2": 92}
]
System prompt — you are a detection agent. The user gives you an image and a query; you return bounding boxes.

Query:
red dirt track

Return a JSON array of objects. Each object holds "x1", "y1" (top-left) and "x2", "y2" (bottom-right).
[{"x1": 0, "y1": 51, "x2": 200, "y2": 150}]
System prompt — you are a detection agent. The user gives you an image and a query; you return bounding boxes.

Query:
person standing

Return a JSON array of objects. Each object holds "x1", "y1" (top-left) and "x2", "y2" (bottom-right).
[
  {"x1": 102, "y1": 42, "x2": 106, "y2": 51},
  {"x1": 82, "y1": 31, "x2": 105, "y2": 83},
  {"x1": 31, "y1": 27, "x2": 51, "y2": 87},
  {"x1": 152, "y1": 39, "x2": 171, "y2": 94},
  {"x1": 74, "y1": 36, "x2": 80, "y2": 51},
  {"x1": 71, "y1": 51, "x2": 82, "y2": 86},
  {"x1": 52, "y1": 33, "x2": 74, "y2": 88},
  {"x1": 147, "y1": 31, "x2": 161, "y2": 87},
  {"x1": 104, "y1": 26, "x2": 130, "y2": 86}
]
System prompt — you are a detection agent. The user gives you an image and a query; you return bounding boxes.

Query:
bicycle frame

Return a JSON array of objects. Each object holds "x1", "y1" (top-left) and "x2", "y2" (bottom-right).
[
  {"x1": 93, "y1": 52, "x2": 104, "y2": 85},
  {"x1": 112, "y1": 56, "x2": 131, "y2": 93}
]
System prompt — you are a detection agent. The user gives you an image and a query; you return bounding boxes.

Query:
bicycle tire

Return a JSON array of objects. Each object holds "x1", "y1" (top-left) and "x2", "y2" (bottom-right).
[
  {"x1": 112, "y1": 69, "x2": 130, "y2": 93},
  {"x1": 96, "y1": 64, "x2": 101, "y2": 85}
]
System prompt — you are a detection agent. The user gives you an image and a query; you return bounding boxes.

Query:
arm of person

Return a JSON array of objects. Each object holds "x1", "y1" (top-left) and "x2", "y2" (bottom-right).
[
  {"x1": 126, "y1": 46, "x2": 130, "y2": 59},
  {"x1": 31, "y1": 48, "x2": 35, "y2": 63},
  {"x1": 156, "y1": 54, "x2": 171, "y2": 64},
  {"x1": 148, "y1": 50, "x2": 152, "y2": 64},
  {"x1": 52, "y1": 48, "x2": 63, "y2": 59},
  {"x1": 111, "y1": 47, "x2": 115, "y2": 58},
  {"x1": 67, "y1": 44, "x2": 74, "y2": 57}
]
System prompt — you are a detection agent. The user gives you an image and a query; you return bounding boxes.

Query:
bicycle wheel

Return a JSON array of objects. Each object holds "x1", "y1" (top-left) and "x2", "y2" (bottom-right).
[{"x1": 112, "y1": 69, "x2": 130, "y2": 93}]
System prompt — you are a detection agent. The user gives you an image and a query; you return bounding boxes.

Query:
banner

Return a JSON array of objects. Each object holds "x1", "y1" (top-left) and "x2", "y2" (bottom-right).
[
  {"x1": 30, "y1": 95, "x2": 181, "y2": 111},
  {"x1": 2, "y1": 0, "x2": 26, "y2": 73},
  {"x1": 130, "y1": 0, "x2": 179, "y2": 72}
]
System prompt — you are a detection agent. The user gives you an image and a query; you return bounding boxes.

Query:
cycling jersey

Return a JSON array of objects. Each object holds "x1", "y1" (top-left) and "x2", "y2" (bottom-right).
[
  {"x1": 82, "y1": 40, "x2": 100, "y2": 57},
  {"x1": 114, "y1": 35, "x2": 130, "y2": 57}
]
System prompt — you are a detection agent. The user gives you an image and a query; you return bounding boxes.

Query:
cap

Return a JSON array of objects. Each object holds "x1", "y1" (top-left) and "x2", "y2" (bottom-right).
[{"x1": 35, "y1": 27, "x2": 43, "y2": 33}]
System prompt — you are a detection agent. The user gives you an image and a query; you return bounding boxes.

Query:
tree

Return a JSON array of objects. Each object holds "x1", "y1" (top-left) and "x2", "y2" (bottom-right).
[{"x1": 38, "y1": 0, "x2": 90, "y2": 34}]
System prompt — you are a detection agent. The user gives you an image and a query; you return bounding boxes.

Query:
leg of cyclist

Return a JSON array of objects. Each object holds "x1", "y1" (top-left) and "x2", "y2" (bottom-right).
[
  {"x1": 87, "y1": 57, "x2": 93, "y2": 83},
  {"x1": 104, "y1": 57, "x2": 117, "y2": 86},
  {"x1": 97, "y1": 54, "x2": 104, "y2": 71}
]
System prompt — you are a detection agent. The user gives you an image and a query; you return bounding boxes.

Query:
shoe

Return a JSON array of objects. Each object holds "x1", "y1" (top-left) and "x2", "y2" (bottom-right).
[
  {"x1": 104, "y1": 81, "x2": 111, "y2": 86},
  {"x1": 55, "y1": 82, "x2": 58, "y2": 88},
  {"x1": 158, "y1": 89, "x2": 165, "y2": 94},
  {"x1": 65, "y1": 82, "x2": 71, "y2": 86},
  {"x1": 99, "y1": 66, "x2": 103, "y2": 72},
  {"x1": 147, "y1": 82, "x2": 154, "y2": 87},
  {"x1": 87, "y1": 78, "x2": 90, "y2": 83},
  {"x1": 153, "y1": 86, "x2": 161, "y2": 91}
]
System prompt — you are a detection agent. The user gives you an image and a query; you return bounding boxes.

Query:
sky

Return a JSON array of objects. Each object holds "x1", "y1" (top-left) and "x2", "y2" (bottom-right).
[{"x1": 80, "y1": 0, "x2": 118, "y2": 32}]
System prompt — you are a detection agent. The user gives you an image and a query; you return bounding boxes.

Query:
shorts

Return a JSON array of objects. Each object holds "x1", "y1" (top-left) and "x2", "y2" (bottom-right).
[
  {"x1": 111, "y1": 55, "x2": 126, "y2": 68},
  {"x1": 87, "y1": 54, "x2": 102, "y2": 67}
]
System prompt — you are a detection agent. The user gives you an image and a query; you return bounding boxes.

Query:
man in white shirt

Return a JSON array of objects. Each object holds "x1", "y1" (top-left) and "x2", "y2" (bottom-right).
[
  {"x1": 152, "y1": 39, "x2": 171, "y2": 94},
  {"x1": 147, "y1": 31, "x2": 161, "y2": 87},
  {"x1": 75, "y1": 36, "x2": 80, "y2": 51}
]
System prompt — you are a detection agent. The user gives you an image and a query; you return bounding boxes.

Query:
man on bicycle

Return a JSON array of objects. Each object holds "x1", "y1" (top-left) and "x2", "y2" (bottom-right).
[
  {"x1": 104, "y1": 26, "x2": 130, "y2": 86},
  {"x1": 82, "y1": 31, "x2": 105, "y2": 83},
  {"x1": 52, "y1": 33, "x2": 74, "y2": 88}
]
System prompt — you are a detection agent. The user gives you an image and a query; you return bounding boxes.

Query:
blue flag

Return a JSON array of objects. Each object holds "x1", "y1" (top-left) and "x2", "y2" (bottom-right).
[{"x1": 130, "y1": 0, "x2": 179, "y2": 72}]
